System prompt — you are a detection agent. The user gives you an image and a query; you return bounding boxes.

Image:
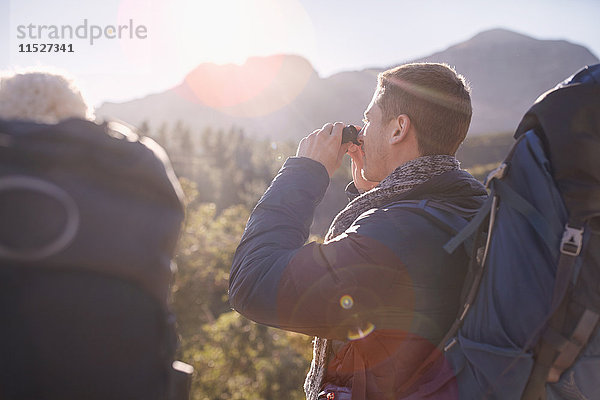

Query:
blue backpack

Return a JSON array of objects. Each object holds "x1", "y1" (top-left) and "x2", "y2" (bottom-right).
[
  {"x1": 446, "y1": 64, "x2": 600, "y2": 399},
  {"x1": 399, "y1": 64, "x2": 600, "y2": 400}
]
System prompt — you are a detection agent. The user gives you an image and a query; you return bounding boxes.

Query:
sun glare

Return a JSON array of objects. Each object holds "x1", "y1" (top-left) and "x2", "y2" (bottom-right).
[
  {"x1": 115, "y1": 0, "x2": 316, "y2": 114},
  {"x1": 179, "y1": 0, "x2": 262, "y2": 65},
  {"x1": 117, "y1": 0, "x2": 316, "y2": 79}
]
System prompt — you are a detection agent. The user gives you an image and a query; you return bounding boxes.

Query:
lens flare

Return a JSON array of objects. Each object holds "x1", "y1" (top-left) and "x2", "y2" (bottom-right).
[
  {"x1": 340, "y1": 295, "x2": 354, "y2": 309},
  {"x1": 180, "y1": 54, "x2": 314, "y2": 117},
  {"x1": 347, "y1": 322, "x2": 375, "y2": 340}
]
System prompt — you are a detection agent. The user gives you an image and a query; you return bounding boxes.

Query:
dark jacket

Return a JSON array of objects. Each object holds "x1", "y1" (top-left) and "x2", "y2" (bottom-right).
[{"x1": 229, "y1": 157, "x2": 487, "y2": 399}]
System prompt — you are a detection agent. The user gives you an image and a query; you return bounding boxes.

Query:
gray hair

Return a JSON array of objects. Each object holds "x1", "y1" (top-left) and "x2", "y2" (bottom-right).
[{"x1": 0, "y1": 68, "x2": 94, "y2": 123}]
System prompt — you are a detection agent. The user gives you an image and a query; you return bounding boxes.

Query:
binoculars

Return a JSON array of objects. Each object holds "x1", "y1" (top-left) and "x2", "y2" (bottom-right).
[{"x1": 342, "y1": 125, "x2": 361, "y2": 145}]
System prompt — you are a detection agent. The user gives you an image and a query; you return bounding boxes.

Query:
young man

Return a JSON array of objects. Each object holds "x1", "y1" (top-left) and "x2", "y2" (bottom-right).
[{"x1": 229, "y1": 63, "x2": 488, "y2": 400}]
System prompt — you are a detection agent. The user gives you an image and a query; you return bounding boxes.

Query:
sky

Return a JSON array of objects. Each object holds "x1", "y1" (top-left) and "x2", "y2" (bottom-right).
[{"x1": 1, "y1": 0, "x2": 599, "y2": 107}]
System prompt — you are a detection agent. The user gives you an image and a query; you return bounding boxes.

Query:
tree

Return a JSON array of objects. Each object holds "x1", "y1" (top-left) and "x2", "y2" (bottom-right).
[
  {"x1": 182, "y1": 312, "x2": 312, "y2": 400},
  {"x1": 172, "y1": 179, "x2": 313, "y2": 399},
  {"x1": 139, "y1": 120, "x2": 150, "y2": 136},
  {"x1": 156, "y1": 122, "x2": 169, "y2": 148},
  {"x1": 173, "y1": 180, "x2": 247, "y2": 333}
]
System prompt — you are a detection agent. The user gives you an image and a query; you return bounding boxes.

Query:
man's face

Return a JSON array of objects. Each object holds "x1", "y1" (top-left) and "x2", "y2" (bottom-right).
[{"x1": 359, "y1": 91, "x2": 392, "y2": 182}]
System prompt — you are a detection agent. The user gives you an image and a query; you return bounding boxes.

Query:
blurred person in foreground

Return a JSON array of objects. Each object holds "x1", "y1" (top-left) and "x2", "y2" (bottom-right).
[
  {"x1": 0, "y1": 69, "x2": 188, "y2": 400},
  {"x1": 229, "y1": 63, "x2": 488, "y2": 400}
]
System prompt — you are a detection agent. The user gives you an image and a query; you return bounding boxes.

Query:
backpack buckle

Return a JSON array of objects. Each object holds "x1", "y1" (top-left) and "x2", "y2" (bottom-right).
[
  {"x1": 560, "y1": 225, "x2": 584, "y2": 256},
  {"x1": 443, "y1": 337, "x2": 457, "y2": 352},
  {"x1": 484, "y1": 163, "x2": 507, "y2": 189}
]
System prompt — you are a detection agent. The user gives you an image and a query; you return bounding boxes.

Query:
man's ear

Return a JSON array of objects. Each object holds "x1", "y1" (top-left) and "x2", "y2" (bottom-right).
[{"x1": 389, "y1": 114, "x2": 411, "y2": 145}]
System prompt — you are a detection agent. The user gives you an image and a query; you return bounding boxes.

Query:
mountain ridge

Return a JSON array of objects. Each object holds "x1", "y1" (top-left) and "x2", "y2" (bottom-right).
[{"x1": 97, "y1": 28, "x2": 599, "y2": 139}]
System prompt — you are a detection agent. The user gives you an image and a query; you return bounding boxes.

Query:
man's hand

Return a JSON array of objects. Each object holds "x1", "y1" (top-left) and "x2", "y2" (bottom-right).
[
  {"x1": 347, "y1": 143, "x2": 379, "y2": 192},
  {"x1": 296, "y1": 122, "x2": 351, "y2": 177}
]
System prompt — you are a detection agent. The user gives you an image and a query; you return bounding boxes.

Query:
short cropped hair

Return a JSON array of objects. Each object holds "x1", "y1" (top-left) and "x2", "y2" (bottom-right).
[
  {"x1": 0, "y1": 69, "x2": 94, "y2": 123},
  {"x1": 375, "y1": 63, "x2": 472, "y2": 155}
]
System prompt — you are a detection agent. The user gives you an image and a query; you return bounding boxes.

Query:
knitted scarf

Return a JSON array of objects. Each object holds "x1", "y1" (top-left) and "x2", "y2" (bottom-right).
[{"x1": 303, "y1": 154, "x2": 461, "y2": 400}]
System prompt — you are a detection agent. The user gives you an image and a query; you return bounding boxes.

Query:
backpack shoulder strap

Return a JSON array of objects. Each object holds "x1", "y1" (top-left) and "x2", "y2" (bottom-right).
[
  {"x1": 391, "y1": 197, "x2": 492, "y2": 395},
  {"x1": 387, "y1": 199, "x2": 480, "y2": 236},
  {"x1": 521, "y1": 223, "x2": 600, "y2": 400}
]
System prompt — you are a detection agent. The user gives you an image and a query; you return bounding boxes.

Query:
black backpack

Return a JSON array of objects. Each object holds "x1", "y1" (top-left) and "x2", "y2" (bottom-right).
[{"x1": 0, "y1": 118, "x2": 192, "y2": 400}]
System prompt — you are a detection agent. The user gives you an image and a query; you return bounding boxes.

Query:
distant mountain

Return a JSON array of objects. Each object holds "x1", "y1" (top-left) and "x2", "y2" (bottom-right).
[
  {"x1": 97, "y1": 28, "x2": 598, "y2": 138},
  {"x1": 408, "y1": 28, "x2": 599, "y2": 135}
]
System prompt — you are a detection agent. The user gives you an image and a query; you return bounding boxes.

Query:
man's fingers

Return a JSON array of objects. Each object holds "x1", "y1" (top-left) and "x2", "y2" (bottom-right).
[
  {"x1": 331, "y1": 122, "x2": 344, "y2": 139},
  {"x1": 319, "y1": 123, "x2": 333, "y2": 136},
  {"x1": 296, "y1": 122, "x2": 354, "y2": 177}
]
